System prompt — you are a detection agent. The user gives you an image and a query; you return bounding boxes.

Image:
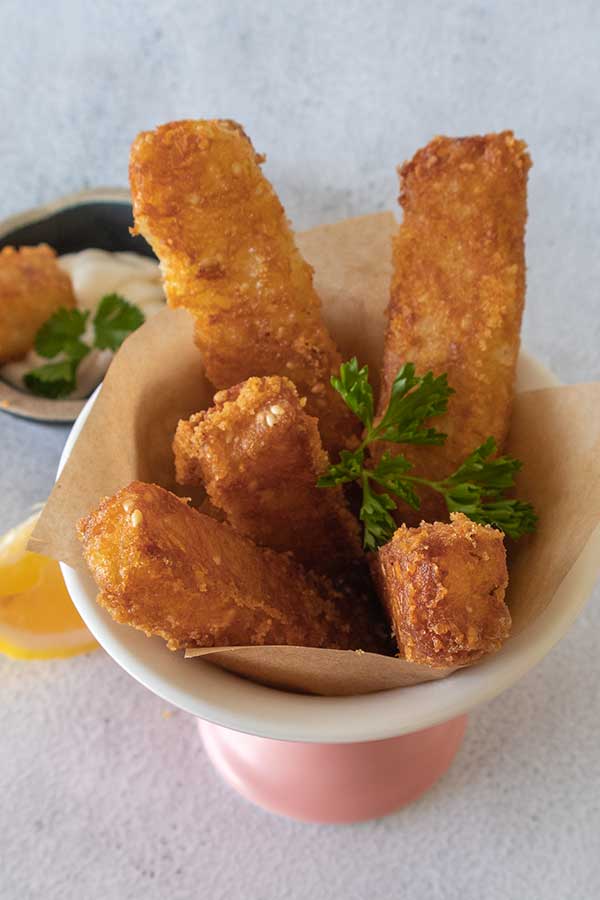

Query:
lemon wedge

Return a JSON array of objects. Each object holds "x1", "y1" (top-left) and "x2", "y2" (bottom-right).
[{"x1": 0, "y1": 511, "x2": 97, "y2": 660}]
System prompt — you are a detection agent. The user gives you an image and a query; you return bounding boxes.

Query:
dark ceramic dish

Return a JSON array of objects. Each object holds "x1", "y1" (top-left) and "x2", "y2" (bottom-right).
[{"x1": 0, "y1": 188, "x2": 156, "y2": 423}]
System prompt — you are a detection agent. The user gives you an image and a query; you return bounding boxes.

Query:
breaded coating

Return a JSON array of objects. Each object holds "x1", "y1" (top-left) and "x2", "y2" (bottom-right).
[
  {"x1": 78, "y1": 481, "x2": 387, "y2": 653},
  {"x1": 377, "y1": 132, "x2": 531, "y2": 522},
  {"x1": 129, "y1": 119, "x2": 358, "y2": 457},
  {"x1": 372, "y1": 513, "x2": 510, "y2": 667},
  {"x1": 0, "y1": 244, "x2": 76, "y2": 363},
  {"x1": 173, "y1": 375, "x2": 362, "y2": 575}
]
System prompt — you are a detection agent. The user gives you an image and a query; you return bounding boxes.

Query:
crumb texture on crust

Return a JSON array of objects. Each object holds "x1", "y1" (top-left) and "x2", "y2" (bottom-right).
[
  {"x1": 77, "y1": 481, "x2": 386, "y2": 654},
  {"x1": 376, "y1": 131, "x2": 531, "y2": 523},
  {"x1": 173, "y1": 375, "x2": 362, "y2": 575},
  {"x1": 129, "y1": 119, "x2": 358, "y2": 457},
  {"x1": 372, "y1": 512, "x2": 511, "y2": 667},
  {"x1": 0, "y1": 244, "x2": 76, "y2": 363}
]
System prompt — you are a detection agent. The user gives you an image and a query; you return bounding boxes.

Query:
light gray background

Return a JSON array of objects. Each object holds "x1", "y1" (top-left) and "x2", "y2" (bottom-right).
[{"x1": 1, "y1": 2, "x2": 599, "y2": 898}]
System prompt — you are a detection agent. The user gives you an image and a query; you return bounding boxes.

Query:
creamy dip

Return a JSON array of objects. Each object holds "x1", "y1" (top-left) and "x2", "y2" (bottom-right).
[{"x1": 1, "y1": 249, "x2": 164, "y2": 399}]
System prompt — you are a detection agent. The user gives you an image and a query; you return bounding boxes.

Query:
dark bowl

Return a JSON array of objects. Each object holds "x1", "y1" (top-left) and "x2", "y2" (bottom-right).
[{"x1": 0, "y1": 188, "x2": 156, "y2": 422}]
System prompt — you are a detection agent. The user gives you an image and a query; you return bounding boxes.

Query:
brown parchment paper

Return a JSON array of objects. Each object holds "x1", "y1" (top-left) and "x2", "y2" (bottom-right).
[{"x1": 30, "y1": 212, "x2": 600, "y2": 696}]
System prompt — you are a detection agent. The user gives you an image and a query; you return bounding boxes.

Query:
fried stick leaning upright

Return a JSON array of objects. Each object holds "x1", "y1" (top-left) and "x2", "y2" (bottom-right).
[
  {"x1": 376, "y1": 132, "x2": 531, "y2": 522},
  {"x1": 129, "y1": 119, "x2": 358, "y2": 457},
  {"x1": 78, "y1": 482, "x2": 388, "y2": 654},
  {"x1": 173, "y1": 375, "x2": 362, "y2": 576}
]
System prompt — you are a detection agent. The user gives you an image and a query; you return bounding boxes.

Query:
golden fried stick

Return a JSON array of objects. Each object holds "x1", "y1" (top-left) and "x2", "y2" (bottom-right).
[
  {"x1": 377, "y1": 132, "x2": 531, "y2": 522},
  {"x1": 78, "y1": 481, "x2": 387, "y2": 653},
  {"x1": 0, "y1": 244, "x2": 76, "y2": 363},
  {"x1": 372, "y1": 513, "x2": 510, "y2": 667},
  {"x1": 129, "y1": 119, "x2": 358, "y2": 457},
  {"x1": 173, "y1": 375, "x2": 362, "y2": 575}
]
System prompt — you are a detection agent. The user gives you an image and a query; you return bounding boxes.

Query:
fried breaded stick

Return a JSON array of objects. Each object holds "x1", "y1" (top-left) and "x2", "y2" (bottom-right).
[
  {"x1": 78, "y1": 481, "x2": 387, "y2": 653},
  {"x1": 372, "y1": 513, "x2": 510, "y2": 667},
  {"x1": 173, "y1": 375, "x2": 362, "y2": 575},
  {"x1": 129, "y1": 119, "x2": 358, "y2": 457},
  {"x1": 377, "y1": 132, "x2": 531, "y2": 522},
  {"x1": 0, "y1": 244, "x2": 76, "y2": 363}
]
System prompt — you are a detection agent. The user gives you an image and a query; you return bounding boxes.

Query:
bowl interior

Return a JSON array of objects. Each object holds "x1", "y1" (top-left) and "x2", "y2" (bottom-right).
[
  {"x1": 0, "y1": 190, "x2": 153, "y2": 255},
  {"x1": 60, "y1": 351, "x2": 599, "y2": 743}
]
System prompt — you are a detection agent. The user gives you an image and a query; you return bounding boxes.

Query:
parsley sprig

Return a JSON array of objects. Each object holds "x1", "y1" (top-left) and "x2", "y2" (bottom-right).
[
  {"x1": 318, "y1": 358, "x2": 537, "y2": 550},
  {"x1": 24, "y1": 293, "x2": 144, "y2": 398}
]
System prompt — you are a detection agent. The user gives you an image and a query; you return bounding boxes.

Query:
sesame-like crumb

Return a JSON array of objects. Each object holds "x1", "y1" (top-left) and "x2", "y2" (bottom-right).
[{"x1": 131, "y1": 509, "x2": 143, "y2": 527}]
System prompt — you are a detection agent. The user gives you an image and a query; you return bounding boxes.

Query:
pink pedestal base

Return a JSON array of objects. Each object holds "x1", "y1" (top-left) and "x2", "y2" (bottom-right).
[{"x1": 199, "y1": 714, "x2": 468, "y2": 823}]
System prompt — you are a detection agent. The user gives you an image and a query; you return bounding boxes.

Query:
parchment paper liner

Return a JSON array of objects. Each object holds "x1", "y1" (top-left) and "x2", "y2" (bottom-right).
[{"x1": 30, "y1": 213, "x2": 600, "y2": 695}]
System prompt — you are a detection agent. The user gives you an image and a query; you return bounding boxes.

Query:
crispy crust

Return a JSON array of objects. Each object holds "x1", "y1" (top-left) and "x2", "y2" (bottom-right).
[
  {"x1": 0, "y1": 244, "x2": 76, "y2": 363},
  {"x1": 372, "y1": 513, "x2": 510, "y2": 667},
  {"x1": 129, "y1": 119, "x2": 358, "y2": 457},
  {"x1": 376, "y1": 132, "x2": 531, "y2": 522},
  {"x1": 77, "y1": 481, "x2": 387, "y2": 653},
  {"x1": 173, "y1": 375, "x2": 362, "y2": 575}
]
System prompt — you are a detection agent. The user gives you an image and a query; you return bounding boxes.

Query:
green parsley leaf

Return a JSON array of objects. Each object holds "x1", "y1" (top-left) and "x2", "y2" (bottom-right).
[
  {"x1": 445, "y1": 437, "x2": 522, "y2": 495},
  {"x1": 24, "y1": 292, "x2": 145, "y2": 401},
  {"x1": 93, "y1": 293, "x2": 145, "y2": 351},
  {"x1": 23, "y1": 359, "x2": 79, "y2": 399},
  {"x1": 373, "y1": 365, "x2": 453, "y2": 445},
  {"x1": 330, "y1": 357, "x2": 374, "y2": 429},
  {"x1": 438, "y1": 438, "x2": 537, "y2": 537},
  {"x1": 360, "y1": 476, "x2": 398, "y2": 552},
  {"x1": 25, "y1": 306, "x2": 89, "y2": 397},
  {"x1": 34, "y1": 307, "x2": 90, "y2": 361},
  {"x1": 442, "y1": 476, "x2": 537, "y2": 539},
  {"x1": 444, "y1": 488, "x2": 537, "y2": 539},
  {"x1": 467, "y1": 500, "x2": 538, "y2": 540}
]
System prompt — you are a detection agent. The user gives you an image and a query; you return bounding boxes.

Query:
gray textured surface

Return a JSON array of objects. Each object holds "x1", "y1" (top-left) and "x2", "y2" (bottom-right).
[{"x1": 1, "y1": 2, "x2": 599, "y2": 898}]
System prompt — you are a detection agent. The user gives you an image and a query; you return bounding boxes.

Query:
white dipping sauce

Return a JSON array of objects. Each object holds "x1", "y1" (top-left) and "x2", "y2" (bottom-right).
[{"x1": 1, "y1": 249, "x2": 164, "y2": 399}]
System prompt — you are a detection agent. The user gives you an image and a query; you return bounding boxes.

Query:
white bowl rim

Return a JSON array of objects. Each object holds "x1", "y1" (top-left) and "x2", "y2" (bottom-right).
[{"x1": 59, "y1": 354, "x2": 600, "y2": 743}]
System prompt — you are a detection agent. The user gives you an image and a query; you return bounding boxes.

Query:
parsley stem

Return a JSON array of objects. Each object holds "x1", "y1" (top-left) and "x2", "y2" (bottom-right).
[
  {"x1": 356, "y1": 422, "x2": 389, "y2": 454},
  {"x1": 364, "y1": 467, "x2": 439, "y2": 492},
  {"x1": 395, "y1": 474, "x2": 442, "y2": 491}
]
